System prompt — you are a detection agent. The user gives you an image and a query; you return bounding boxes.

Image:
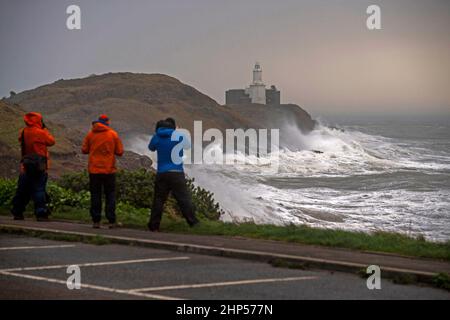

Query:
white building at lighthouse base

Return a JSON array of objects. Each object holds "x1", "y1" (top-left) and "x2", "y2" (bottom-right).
[{"x1": 225, "y1": 62, "x2": 280, "y2": 105}]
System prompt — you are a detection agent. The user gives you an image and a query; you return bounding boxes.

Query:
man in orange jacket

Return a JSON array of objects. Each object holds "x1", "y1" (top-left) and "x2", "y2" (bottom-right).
[
  {"x1": 11, "y1": 112, "x2": 55, "y2": 221},
  {"x1": 82, "y1": 114, "x2": 124, "y2": 228}
]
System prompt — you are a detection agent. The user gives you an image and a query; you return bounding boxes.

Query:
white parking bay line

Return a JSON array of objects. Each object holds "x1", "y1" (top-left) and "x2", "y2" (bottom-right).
[
  {"x1": 131, "y1": 276, "x2": 318, "y2": 292},
  {"x1": 0, "y1": 245, "x2": 75, "y2": 251},
  {"x1": 0, "y1": 271, "x2": 180, "y2": 300},
  {"x1": 0, "y1": 256, "x2": 190, "y2": 272}
]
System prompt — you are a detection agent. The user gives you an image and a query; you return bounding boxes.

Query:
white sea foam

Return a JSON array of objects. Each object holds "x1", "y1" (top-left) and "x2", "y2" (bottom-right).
[{"x1": 128, "y1": 123, "x2": 450, "y2": 241}]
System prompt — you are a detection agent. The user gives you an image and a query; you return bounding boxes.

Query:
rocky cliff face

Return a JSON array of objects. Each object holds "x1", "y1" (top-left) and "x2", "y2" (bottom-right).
[
  {"x1": 6, "y1": 73, "x2": 220, "y2": 135},
  {"x1": 6, "y1": 72, "x2": 315, "y2": 136},
  {"x1": 3, "y1": 72, "x2": 316, "y2": 177}
]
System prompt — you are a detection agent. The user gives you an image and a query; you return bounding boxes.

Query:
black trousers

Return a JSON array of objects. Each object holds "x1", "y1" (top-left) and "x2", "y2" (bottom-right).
[
  {"x1": 149, "y1": 172, "x2": 198, "y2": 231},
  {"x1": 11, "y1": 172, "x2": 48, "y2": 218},
  {"x1": 89, "y1": 173, "x2": 116, "y2": 223}
]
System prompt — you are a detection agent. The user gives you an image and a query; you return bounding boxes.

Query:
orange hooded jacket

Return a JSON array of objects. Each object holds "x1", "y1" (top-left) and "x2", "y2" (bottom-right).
[
  {"x1": 19, "y1": 112, "x2": 56, "y2": 171},
  {"x1": 82, "y1": 122, "x2": 124, "y2": 174}
]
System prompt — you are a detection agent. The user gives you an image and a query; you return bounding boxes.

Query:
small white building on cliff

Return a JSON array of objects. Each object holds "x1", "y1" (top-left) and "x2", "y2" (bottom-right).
[{"x1": 226, "y1": 63, "x2": 280, "y2": 105}]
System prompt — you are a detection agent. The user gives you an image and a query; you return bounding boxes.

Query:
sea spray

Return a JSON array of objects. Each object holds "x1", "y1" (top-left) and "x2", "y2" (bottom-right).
[{"x1": 126, "y1": 121, "x2": 450, "y2": 241}]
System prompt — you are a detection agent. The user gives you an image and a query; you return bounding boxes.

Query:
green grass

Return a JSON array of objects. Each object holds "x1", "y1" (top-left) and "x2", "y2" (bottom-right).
[
  {"x1": 165, "y1": 220, "x2": 450, "y2": 261},
  {"x1": 1, "y1": 206, "x2": 449, "y2": 261}
]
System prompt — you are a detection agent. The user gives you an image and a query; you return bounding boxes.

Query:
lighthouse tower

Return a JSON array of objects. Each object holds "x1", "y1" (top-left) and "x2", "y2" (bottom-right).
[
  {"x1": 253, "y1": 62, "x2": 263, "y2": 84},
  {"x1": 246, "y1": 62, "x2": 266, "y2": 104}
]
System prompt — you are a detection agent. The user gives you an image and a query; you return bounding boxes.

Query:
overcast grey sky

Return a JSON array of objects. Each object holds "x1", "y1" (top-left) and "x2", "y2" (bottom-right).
[{"x1": 0, "y1": 0, "x2": 449, "y2": 116}]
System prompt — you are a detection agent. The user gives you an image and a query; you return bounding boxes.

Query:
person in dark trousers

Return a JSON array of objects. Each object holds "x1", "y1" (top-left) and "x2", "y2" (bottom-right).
[
  {"x1": 82, "y1": 114, "x2": 124, "y2": 229},
  {"x1": 147, "y1": 118, "x2": 199, "y2": 231},
  {"x1": 11, "y1": 112, "x2": 55, "y2": 221}
]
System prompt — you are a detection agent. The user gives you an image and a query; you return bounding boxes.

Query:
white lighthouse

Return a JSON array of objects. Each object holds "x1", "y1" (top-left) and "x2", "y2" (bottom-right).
[
  {"x1": 225, "y1": 62, "x2": 280, "y2": 105},
  {"x1": 246, "y1": 62, "x2": 266, "y2": 104}
]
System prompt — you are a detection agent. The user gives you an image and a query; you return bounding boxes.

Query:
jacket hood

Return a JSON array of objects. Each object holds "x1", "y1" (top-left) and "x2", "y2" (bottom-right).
[
  {"x1": 92, "y1": 122, "x2": 111, "y2": 132},
  {"x1": 156, "y1": 127, "x2": 174, "y2": 138},
  {"x1": 24, "y1": 112, "x2": 43, "y2": 128}
]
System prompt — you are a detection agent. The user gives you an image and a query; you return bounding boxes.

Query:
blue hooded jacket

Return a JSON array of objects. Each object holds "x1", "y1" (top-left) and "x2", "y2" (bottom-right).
[{"x1": 148, "y1": 127, "x2": 191, "y2": 173}]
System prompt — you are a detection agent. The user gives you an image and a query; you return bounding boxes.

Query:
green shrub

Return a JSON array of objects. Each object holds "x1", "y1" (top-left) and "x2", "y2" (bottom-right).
[
  {"x1": 58, "y1": 169, "x2": 158, "y2": 208},
  {"x1": 0, "y1": 178, "x2": 90, "y2": 212},
  {"x1": 116, "y1": 169, "x2": 156, "y2": 208},
  {"x1": 57, "y1": 171, "x2": 89, "y2": 192},
  {"x1": 58, "y1": 169, "x2": 223, "y2": 220},
  {"x1": 0, "y1": 178, "x2": 16, "y2": 207},
  {"x1": 46, "y1": 183, "x2": 90, "y2": 212},
  {"x1": 0, "y1": 170, "x2": 223, "y2": 221},
  {"x1": 187, "y1": 178, "x2": 222, "y2": 220}
]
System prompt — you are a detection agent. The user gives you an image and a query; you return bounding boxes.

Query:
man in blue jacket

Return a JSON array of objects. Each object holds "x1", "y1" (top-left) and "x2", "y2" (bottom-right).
[{"x1": 147, "y1": 118, "x2": 198, "y2": 231}]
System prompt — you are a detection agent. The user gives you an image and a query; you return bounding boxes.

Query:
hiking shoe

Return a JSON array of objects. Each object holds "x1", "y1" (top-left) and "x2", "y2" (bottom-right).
[
  {"x1": 147, "y1": 224, "x2": 160, "y2": 232},
  {"x1": 93, "y1": 222, "x2": 101, "y2": 229},
  {"x1": 36, "y1": 216, "x2": 50, "y2": 222},
  {"x1": 108, "y1": 221, "x2": 123, "y2": 229}
]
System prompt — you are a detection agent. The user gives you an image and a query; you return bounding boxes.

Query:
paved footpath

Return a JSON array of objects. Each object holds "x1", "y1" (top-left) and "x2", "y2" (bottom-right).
[{"x1": 0, "y1": 216, "x2": 449, "y2": 283}]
